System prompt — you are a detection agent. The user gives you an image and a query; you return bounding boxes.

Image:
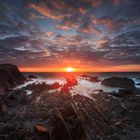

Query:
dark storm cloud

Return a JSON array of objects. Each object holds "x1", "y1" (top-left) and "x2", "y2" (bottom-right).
[{"x1": 0, "y1": 0, "x2": 140, "y2": 68}]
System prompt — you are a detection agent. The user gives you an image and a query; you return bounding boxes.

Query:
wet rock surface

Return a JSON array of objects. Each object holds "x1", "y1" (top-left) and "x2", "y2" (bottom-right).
[
  {"x1": 0, "y1": 76, "x2": 140, "y2": 140},
  {"x1": 101, "y1": 77, "x2": 136, "y2": 89}
]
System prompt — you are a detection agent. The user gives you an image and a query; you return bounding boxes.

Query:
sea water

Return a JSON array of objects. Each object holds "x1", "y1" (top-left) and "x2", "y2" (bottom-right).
[{"x1": 19, "y1": 72, "x2": 140, "y2": 93}]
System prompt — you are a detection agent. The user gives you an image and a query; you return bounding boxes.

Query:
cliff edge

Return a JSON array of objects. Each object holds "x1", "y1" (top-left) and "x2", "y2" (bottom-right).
[{"x1": 0, "y1": 64, "x2": 25, "y2": 94}]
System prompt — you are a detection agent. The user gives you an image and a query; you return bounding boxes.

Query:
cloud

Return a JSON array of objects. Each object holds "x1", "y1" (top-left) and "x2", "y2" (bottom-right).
[
  {"x1": 56, "y1": 19, "x2": 79, "y2": 31},
  {"x1": 81, "y1": 0, "x2": 102, "y2": 7},
  {"x1": 79, "y1": 7, "x2": 88, "y2": 14},
  {"x1": 78, "y1": 24, "x2": 100, "y2": 34},
  {"x1": 92, "y1": 17, "x2": 119, "y2": 31},
  {"x1": 56, "y1": 24, "x2": 72, "y2": 31},
  {"x1": 28, "y1": 0, "x2": 79, "y2": 20},
  {"x1": 46, "y1": 31, "x2": 55, "y2": 37},
  {"x1": 92, "y1": 0, "x2": 102, "y2": 7},
  {"x1": 0, "y1": 0, "x2": 140, "y2": 69},
  {"x1": 28, "y1": 1, "x2": 64, "y2": 20}
]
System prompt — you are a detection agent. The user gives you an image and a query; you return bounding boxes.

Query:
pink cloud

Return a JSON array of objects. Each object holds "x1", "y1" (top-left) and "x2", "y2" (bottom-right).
[
  {"x1": 78, "y1": 24, "x2": 100, "y2": 34},
  {"x1": 92, "y1": 18, "x2": 118, "y2": 30},
  {"x1": 28, "y1": 1, "x2": 66, "y2": 20}
]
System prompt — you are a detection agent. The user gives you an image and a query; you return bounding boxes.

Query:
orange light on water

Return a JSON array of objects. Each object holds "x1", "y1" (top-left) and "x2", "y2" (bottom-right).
[{"x1": 65, "y1": 67, "x2": 75, "y2": 72}]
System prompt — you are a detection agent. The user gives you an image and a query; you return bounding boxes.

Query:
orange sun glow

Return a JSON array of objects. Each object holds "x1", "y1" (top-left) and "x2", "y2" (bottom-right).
[{"x1": 65, "y1": 67, "x2": 75, "y2": 72}]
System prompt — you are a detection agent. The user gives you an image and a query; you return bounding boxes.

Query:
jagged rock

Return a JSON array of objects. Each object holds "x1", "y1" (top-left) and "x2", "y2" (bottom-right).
[
  {"x1": 28, "y1": 74, "x2": 37, "y2": 79},
  {"x1": 89, "y1": 77, "x2": 99, "y2": 82},
  {"x1": 81, "y1": 74, "x2": 100, "y2": 82},
  {"x1": 101, "y1": 77, "x2": 135, "y2": 89},
  {"x1": 49, "y1": 82, "x2": 61, "y2": 90},
  {"x1": 0, "y1": 64, "x2": 25, "y2": 94},
  {"x1": 34, "y1": 124, "x2": 49, "y2": 136}
]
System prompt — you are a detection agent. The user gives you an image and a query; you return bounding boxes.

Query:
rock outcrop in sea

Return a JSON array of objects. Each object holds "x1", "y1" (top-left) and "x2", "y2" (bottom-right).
[
  {"x1": 101, "y1": 77, "x2": 135, "y2": 89},
  {"x1": 0, "y1": 64, "x2": 25, "y2": 94}
]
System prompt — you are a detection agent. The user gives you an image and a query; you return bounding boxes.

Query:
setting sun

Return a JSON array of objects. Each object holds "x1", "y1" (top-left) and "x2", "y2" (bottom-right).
[{"x1": 65, "y1": 67, "x2": 74, "y2": 72}]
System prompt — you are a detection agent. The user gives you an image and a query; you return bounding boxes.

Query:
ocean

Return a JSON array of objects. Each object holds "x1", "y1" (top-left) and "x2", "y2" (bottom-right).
[{"x1": 19, "y1": 72, "x2": 140, "y2": 94}]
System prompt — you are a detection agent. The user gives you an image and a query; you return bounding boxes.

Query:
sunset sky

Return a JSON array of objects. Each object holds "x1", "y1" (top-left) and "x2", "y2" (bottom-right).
[{"x1": 0, "y1": 0, "x2": 140, "y2": 72}]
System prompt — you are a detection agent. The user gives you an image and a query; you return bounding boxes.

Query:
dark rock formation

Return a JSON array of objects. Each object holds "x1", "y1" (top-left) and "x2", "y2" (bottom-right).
[
  {"x1": 28, "y1": 74, "x2": 37, "y2": 79},
  {"x1": 80, "y1": 74, "x2": 89, "y2": 78},
  {"x1": 110, "y1": 89, "x2": 134, "y2": 97},
  {"x1": 81, "y1": 74, "x2": 100, "y2": 82},
  {"x1": 0, "y1": 64, "x2": 25, "y2": 94},
  {"x1": 0, "y1": 74, "x2": 140, "y2": 140},
  {"x1": 101, "y1": 77, "x2": 135, "y2": 89},
  {"x1": 60, "y1": 77, "x2": 78, "y2": 95},
  {"x1": 89, "y1": 76, "x2": 99, "y2": 82}
]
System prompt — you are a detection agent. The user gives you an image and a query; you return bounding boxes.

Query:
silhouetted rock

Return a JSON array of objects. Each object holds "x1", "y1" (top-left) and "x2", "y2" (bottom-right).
[
  {"x1": 27, "y1": 82, "x2": 61, "y2": 92},
  {"x1": 81, "y1": 75, "x2": 100, "y2": 82},
  {"x1": 28, "y1": 74, "x2": 37, "y2": 79},
  {"x1": 0, "y1": 64, "x2": 25, "y2": 94},
  {"x1": 81, "y1": 74, "x2": 89, "y2": 78},
  {"x1": 60, "y1": 76, "x2": 78, "y2": 95},
  {"x1": 50, "y1": 82, "x2": 61, "y2": 89},
  {"x1": 101, "y1": 77, "x2": 135, "y2": 89},
  {"x1": 89, "y1": 76, "x2": 99, "y2": 82},
  {"x1": 110, "y1": 89, "x2": 134, "y2": 97},
  {"x1": 119, "y1": 89, "x2": 134, "y2": 94}
]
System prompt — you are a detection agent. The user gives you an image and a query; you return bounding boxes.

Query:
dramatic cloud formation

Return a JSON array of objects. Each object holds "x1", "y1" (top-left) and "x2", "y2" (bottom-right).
[{"x1": 0, "y1": 0, "x2": 140, "y2": 71}]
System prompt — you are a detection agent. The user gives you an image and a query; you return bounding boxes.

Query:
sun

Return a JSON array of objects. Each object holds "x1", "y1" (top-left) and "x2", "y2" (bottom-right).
[{"x1": 65, "y1": 67, "x2": 74, "y2": 72}]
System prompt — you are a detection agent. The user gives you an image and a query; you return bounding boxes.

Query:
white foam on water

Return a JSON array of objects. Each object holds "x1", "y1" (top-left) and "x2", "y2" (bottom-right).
[
  {"x1": 15, "y1": 76, "x2": 138, "y2": 99},
  {"x1": 133, "y1": 78, "x2": 140, "y2": 88},
  {"x1": 77, "y1": 78, "x2": 120, "y2": 92},
  {"x1": 26, "y1": 90, "x2": 33, "y2": 95},
  {"x1": 14, "y1": 78, "x2": 66, "y2": 90},
  {"x1": 70, "y1": 79, "x2": 100, "y2": 100}
]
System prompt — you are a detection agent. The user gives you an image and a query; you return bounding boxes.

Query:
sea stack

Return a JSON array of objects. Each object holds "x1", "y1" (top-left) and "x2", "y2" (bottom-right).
[{"x1": 0, "y1": 64, "x2": 25, "y2": 94}]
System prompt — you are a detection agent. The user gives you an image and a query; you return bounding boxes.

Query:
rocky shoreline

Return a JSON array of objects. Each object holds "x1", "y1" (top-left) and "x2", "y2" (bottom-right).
[
  {"x1": 0, "y1": 65, "x2": 140, "y2": 140},
  {"x1": 0, "y1": 64, "x2": 25, "y2": 95}
]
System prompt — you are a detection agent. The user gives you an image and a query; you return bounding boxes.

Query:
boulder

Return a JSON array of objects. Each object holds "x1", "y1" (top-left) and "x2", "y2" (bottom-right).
[
  {"x1": 0, "y1": 64, "x2": 25, "y2": 94},
  {"x1": 101, "y1": 77, "x2": 135, "y2": 90}
]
